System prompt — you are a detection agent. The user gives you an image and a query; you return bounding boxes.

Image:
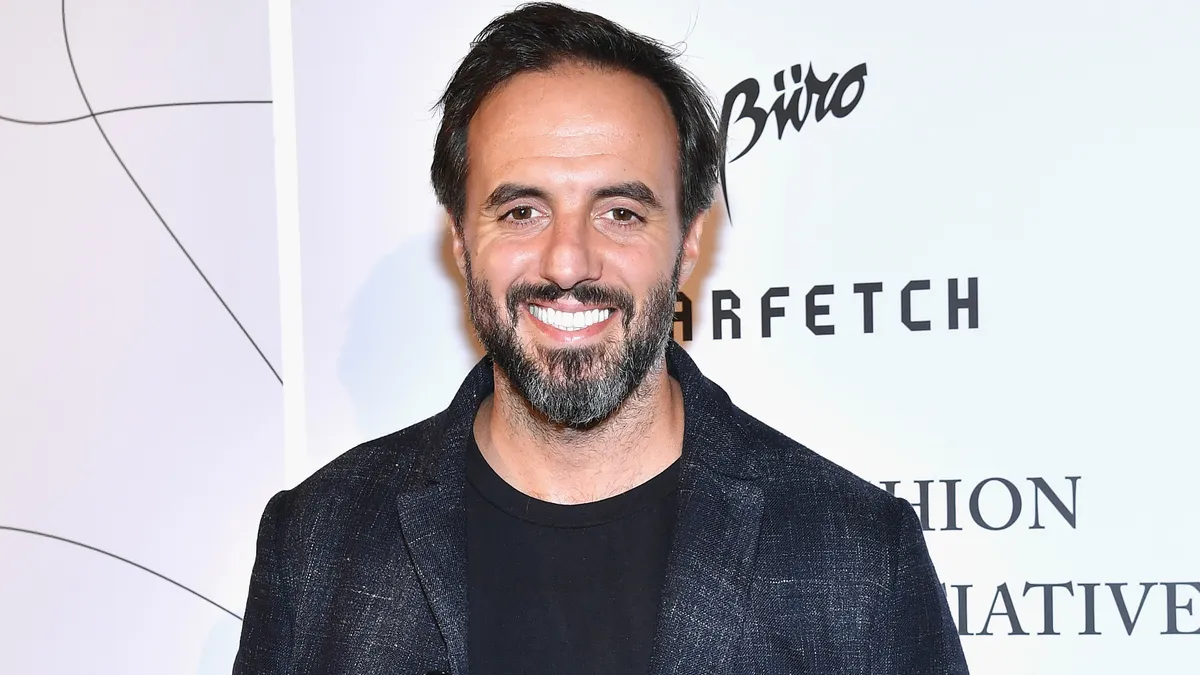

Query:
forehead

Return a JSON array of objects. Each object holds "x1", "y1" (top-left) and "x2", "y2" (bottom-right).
[{"x1": 466, "y1": 65, "x2": 679, "y2": 196}]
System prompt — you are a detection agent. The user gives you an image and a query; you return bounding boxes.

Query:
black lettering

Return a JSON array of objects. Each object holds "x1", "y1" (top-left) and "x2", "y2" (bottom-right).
[
  {"x1": 721, "y1": 78, "x2": 768, "y2": 163},
  {"x1": 806, "y1": 284, "x2": 835, "y2": 336},
  {"x1": 803, "y1": 67, "x2": 837, "y2": 123},
  {"x1": 951, "y1": 584, "x2": 973, "y2": 636},
  {"x1": 1079, "y1": 583, "x2": 1101, "y2": 635},
  {"x1": 761, "y1": 287, "x2": 789, "y2": 338},
  {"x1": 769, "y1": 64, "x2": 810, "y2": 139},
  {"x1": 901, "y1": 280, "x2": 931, "y2": 331},
  {"x1": 942, "y1": 479, "x2": 963, "y2": 531},
  {"x1": 1023, "y1": 582, "x2": 1074, "y2": 635},
  {"x1": 719, "y1": 62, "x2": 867, "y2": 220},
  {"x1": 674, "y1": 291, "x2": 693, "y2": 342},
  {"x1": 1108, "y1": 583, "x2": 1156, "y2": 636},
  {"x1": 853, "y1": 282, "x2": 883, "y2": 333},
  {"x1": 718, "y1": 78, "x2": 767, "y2": 219},
  {"x1": 713, "y1": 290, "x2": 742, "y2": 340},
  {"x1": 1028, "y1": 476, "x2": 1080, "y2": 529},
  {"x1": 948, "y1": 277, "x2": 979, "y2": 329},
  {"x1": 980, "y1": 583, "x2": 1029, "y2": 636},
  {"x1": 1162, "y1": 582, "x2": 1200, "y2": 635},
  {"x1": 829, "y1": 63, "x2": 868, "y2": 118},
  {"x1": 969, "y1": 477, "x2": 1022, "y2": 531}
]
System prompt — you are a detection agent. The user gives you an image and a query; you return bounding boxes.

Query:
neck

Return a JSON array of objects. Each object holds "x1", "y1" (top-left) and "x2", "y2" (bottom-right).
[{"x1": 473, "y1": 355, "x2": 685, "y2": 504}]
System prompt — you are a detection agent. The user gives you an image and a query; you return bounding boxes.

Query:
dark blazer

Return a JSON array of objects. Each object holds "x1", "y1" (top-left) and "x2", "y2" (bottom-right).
[{"x1": 234, "y1": 342, "x2": 968, "y2": 674}]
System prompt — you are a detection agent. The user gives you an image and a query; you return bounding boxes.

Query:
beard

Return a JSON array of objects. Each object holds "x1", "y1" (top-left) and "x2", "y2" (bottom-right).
[{"x1": 464, "y1": 252, "x2": 682, "y2": 429}]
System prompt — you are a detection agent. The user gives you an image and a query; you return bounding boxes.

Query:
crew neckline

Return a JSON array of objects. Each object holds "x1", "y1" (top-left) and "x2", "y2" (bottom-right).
[{"x1": 466, "y1": 437, "x2": 681, "y2": 528}]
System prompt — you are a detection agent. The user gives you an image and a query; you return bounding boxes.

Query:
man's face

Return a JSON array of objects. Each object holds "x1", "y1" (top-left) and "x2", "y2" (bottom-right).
[{"x1": 454, "y1": 64, "x2": 704, "y2": 427}]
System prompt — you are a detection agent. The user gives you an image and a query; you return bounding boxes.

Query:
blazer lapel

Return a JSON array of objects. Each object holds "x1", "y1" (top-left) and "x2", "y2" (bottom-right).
[
  {"x1": 394, "y1": 356, "x2": 495, "y2": 675},
  {"x1": 648, "y1": 463, "x2": 764, "y2": 675},
  {"x1": 648, "y1": 343, "x2": 766, "y2": 675},
  {"x1": 397, "y1": 481, "x2": 469, "y2": 675}
]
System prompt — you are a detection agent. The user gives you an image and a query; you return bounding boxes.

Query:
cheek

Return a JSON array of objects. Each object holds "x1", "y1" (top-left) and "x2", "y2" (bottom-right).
[
  {"x1": 471, "y1": 234, "x2": 539, "y2": 285},
  {"x1": 602, "y1": 235, "x2": 680, "y2": 286}
]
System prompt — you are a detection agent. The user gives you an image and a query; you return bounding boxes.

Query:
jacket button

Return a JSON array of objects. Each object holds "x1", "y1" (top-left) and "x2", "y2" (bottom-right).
[{"x1": 425, "y1": 671, "x2": 449, "y2": 675}]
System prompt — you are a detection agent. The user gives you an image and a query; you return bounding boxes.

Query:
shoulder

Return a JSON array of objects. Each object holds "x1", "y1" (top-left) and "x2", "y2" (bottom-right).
[
  {"x1": 727, "y1": 401, "x2": 901, "y2": 514},
  {"x1": 730, "y1": 405, "x2": 914, "y2": 567},
  {"x1": 265, "y1": 410, "x2": 449, "y2": 539},
  {"x1": 684, "y1": 360, "x2": 905, "y2": 535}
]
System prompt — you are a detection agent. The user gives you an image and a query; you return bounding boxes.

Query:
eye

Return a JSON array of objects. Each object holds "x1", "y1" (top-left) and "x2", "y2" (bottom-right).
[
  {"x1": 605, "y1": 207, "x2": 642, "y2": 224},
  {"x1": 502, "y1": 205, "x2": 544, "y2": 222}
]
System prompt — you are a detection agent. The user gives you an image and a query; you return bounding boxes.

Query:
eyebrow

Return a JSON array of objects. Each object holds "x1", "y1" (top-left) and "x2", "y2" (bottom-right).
[
  {"x1": 592, "y1": 181, "x2": 664, "y2": 212},
  {"x1": 481, "y1": 180, "x2": 665, "y2": 212},
  {"x1": 482, "y1": 183, "x2": 549, "y2": 212}
]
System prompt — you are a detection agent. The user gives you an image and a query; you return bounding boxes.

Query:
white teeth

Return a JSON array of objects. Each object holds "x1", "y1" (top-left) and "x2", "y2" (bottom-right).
[{"x1": 530, "y1": 305, "x2": 612, "y2": 331}]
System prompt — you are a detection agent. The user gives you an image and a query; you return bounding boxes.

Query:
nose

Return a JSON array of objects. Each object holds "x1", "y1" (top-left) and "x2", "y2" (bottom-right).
[{"x1": 538, "y1": 212, "x2": 601, "y2": 291}]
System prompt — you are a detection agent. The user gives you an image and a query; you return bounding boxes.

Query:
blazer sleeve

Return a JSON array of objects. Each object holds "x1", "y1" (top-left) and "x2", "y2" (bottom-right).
[
  {"x1": 232, "y1": 490, "x2": 294, "y2": 674},
  {"x1": 870, "y1": 497, "x2": 970, "y2": 674}
]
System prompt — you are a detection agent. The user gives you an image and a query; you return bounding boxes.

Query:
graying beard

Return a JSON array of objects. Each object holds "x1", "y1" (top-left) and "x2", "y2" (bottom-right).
[
  {"x1": 464, "y1": 246, "x2": 682, "y2": 428},
  {"x1": 516, "y1": 281, "x2": 676, "y2": 427}
]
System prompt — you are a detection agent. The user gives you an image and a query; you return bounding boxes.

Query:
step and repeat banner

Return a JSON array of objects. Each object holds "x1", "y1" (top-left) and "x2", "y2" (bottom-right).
[
  {"x1": 289, "y1": 1, "x2": 1199, "y2": 673},
  {"x1": 0, "y1": 2, "x2": 282, "y2": 673}
]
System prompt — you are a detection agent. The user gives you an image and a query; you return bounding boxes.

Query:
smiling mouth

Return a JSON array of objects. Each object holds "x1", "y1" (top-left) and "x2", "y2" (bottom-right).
[{"x1": 528, "y1": 304, "x2": 614, "y2": 332}]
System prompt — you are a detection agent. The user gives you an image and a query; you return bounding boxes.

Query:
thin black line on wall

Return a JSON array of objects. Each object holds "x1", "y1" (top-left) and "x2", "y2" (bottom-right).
[
  {"x1": 0, "y1": 525, "x2": 244, "y2": 621},
  {"x1": 56, "y1": 0, "x2": 283, "y2": 385},
  {"x1": 0, "y1": 100, "x2": 273, "y2": 126}
]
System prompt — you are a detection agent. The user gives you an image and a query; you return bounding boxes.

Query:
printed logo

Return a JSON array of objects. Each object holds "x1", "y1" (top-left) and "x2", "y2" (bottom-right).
[
  {"x1": 883, "y1": 475, "x2": 1200, "y2": 637},
  {"x1": 719, "y1": 61, "x2": 868, "y2": 218},
  {"x1": 673, "y1": 277, "x2": 980, "y2": 341}
]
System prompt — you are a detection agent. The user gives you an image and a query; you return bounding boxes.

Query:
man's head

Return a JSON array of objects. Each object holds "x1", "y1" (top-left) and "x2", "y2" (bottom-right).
[{"x1": 431, "y1": 2, "x2": 722, "y2": 428}]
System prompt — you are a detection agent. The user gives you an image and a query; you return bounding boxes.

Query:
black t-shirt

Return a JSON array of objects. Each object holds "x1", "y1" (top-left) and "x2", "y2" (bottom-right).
[{"x1": 465, "y1": 439, "x2": 681, "y2": 675}]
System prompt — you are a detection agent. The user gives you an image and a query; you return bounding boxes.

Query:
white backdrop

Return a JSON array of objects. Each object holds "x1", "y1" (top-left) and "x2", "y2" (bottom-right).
[
  {"x1": 0, "y1": 2, "x2": 282, "y2": 673},
  {"x1": 5, "y1": 1, "x2": 1192, "y2": 673},
  {"x1": 289, "y1": 2, "x2": 1200, "y2": 672}
]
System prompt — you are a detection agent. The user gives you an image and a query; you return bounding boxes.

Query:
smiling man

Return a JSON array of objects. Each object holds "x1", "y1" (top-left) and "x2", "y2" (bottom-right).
[{"x1": 234, "y1": 3, "x2": 968, "y2": 674}]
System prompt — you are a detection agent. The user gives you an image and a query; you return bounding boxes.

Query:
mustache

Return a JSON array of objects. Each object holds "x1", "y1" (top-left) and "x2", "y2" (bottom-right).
[{"x1": 505, "y1": 281, "x2": 636, "y2": 324}]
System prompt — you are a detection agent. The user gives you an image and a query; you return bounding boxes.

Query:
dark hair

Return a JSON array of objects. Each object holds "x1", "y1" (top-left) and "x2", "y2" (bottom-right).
[{"x1": 431, "y1": 2, "x2": 722, "y2": 234}]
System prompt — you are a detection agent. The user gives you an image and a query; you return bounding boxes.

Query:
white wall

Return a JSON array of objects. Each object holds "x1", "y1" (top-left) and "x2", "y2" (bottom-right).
[{"x1": 0, "y1": 2, "x2": 282, "y2": 673}]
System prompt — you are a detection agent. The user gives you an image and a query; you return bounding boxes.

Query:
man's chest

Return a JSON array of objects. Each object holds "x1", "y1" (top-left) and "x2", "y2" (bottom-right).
[
  {"x1": 463, "y1": 485, "x2": 677, "y2": 675},
  {"x1": 295, "y1": 543, "x2": 877, "y2": 675}
]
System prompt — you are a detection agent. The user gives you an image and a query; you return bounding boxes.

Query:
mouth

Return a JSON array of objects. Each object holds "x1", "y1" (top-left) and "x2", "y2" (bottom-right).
[{"x1": 527, "y1": 303, "x2": 615, "y2": 333}]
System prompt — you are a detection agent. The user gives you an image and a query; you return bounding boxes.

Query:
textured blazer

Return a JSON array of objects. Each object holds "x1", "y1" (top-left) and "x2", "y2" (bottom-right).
[{"x1": 233, "y1": 341, "x2": 969, "y2": 674}]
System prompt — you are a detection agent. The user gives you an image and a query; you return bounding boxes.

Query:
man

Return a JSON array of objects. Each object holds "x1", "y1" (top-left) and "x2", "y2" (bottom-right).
[{"x1": 234, "y1": 3, "x2": 969, "y2": 674}]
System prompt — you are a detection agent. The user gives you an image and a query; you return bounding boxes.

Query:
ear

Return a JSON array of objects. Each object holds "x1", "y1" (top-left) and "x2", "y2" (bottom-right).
[
  {"x1": 676, "y1": 211, "x2": 706, "y2": 287},
  {"x1": 447, "y1": 211, "x2": 468, "y2": 279}
]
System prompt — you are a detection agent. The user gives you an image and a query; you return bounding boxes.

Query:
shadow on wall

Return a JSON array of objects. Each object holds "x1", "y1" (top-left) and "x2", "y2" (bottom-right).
[
  {"x1": 337, "y1": 196, "x2": 727, "y2": 441},
  {"x1": 335, "y1": 213, "x2": 480, "y2": 443}
]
